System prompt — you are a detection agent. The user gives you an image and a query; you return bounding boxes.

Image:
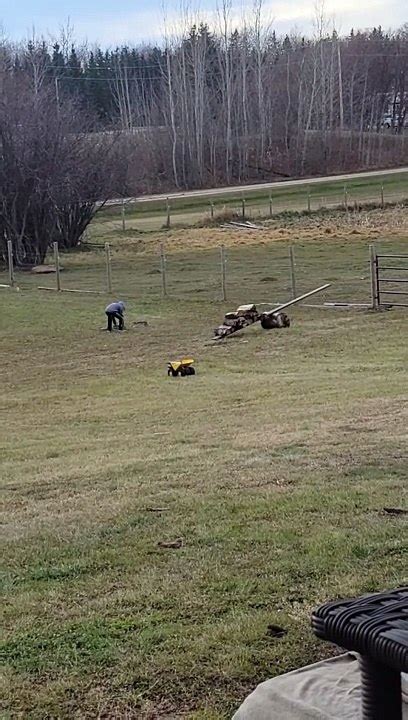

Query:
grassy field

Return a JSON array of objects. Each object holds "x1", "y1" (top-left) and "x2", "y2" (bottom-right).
[{"x1": 1, "y1": 222, "x2": 408, "y2": 718}]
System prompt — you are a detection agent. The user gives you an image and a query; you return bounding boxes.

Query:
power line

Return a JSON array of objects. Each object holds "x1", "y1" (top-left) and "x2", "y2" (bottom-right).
[
  {"x1": 44, "y1": 64, "x2": 164, "y2": 71},
  {"x1": 56, "y1": 76, "x2": 162, "y2": 82},
  {"x1": 27, "y1": 52, "x2": 408, "y2": 74}
]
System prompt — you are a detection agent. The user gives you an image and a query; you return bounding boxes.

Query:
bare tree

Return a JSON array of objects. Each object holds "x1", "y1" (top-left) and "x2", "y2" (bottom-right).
[
  {"x1": 218, "y1": 0, "x2": 233, "y2": 182},
  {"x1": 0, "y1": 76, "x2": 125, "y2": 265}
]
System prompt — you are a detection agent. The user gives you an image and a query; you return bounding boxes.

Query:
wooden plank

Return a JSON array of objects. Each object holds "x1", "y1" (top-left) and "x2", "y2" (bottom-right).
[{"x1": 263, "y1": 284, "x2": 332, "y2": 317}]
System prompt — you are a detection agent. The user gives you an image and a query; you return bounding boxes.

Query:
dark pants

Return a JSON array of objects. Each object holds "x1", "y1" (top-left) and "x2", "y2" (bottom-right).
[{"x1": 106, "y1": 311, "x2": 124, "y2": 331}]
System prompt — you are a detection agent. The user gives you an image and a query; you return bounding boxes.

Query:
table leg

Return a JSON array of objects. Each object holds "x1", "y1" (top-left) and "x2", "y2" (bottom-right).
[{"x1": 359, "y1": 655, "x2": 402, "y2": 720}]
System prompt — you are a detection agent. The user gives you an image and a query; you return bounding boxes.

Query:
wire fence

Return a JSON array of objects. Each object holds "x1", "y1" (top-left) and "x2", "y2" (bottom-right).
[{"x1": 90, "y1": 182, "x2": 408, "y2": 236}]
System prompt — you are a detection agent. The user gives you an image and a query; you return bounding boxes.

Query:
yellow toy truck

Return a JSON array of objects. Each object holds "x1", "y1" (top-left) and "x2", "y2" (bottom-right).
[{"x1": 167, "y1": 358, "x2": 196, "y2": 377}]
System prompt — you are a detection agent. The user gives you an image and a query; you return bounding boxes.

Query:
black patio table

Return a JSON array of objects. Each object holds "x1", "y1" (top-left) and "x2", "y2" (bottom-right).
[{"x1": 312, "y1": 587, "x2": 408, "y2": 720}]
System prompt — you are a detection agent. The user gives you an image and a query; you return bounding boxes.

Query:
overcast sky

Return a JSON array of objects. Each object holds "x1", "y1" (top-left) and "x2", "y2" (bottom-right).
[{"x1": 1, "y1": 0, "x2": 406, "y2": 46}]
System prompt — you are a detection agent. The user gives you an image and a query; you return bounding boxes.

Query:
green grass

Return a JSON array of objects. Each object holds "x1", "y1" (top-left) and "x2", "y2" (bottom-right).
[{"x1": 1, "y1": 234, "x2": 407, "y2": 719}]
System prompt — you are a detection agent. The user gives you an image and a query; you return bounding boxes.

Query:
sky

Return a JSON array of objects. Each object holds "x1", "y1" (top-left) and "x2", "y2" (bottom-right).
[{"x1": 1, "y1": 0, "x2": 406, "y2": 46}]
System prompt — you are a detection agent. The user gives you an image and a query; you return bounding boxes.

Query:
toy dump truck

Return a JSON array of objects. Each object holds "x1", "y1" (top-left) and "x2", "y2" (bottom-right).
[{"x1": 167, "y1": 358, "x2": 196, "y2": 377}]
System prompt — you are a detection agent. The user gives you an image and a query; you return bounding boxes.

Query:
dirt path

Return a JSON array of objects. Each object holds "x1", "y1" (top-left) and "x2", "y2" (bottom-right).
[{"x1": 108, "y1": 166, "x2": 408, "y2": 206}]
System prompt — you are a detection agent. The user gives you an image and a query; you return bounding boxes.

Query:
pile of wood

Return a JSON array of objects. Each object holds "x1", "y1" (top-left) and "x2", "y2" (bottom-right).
[
  {"x1": 212, "y1": 284, "x2": 331, "y2": 341},
  {"x1": 213, "y1": 304, "x2": 290, "y2": 339},
  {"x1": 221, "y1": 221, "x2": 264, "y2": 231}
]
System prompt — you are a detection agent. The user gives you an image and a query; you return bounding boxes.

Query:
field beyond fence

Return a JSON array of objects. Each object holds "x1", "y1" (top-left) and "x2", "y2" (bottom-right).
[{"x1": 95, "y1": 170, "x2": 408, "y2": 234}]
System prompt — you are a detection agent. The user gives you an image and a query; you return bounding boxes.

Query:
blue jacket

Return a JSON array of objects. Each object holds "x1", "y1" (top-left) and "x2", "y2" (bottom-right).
[{"x1": 106, "y1": 301, "x2": 125, "y2": 314}]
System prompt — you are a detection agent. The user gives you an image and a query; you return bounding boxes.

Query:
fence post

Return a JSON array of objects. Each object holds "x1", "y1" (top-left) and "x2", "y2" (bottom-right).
[
  {"x1": 7, "y1": 240, "x2": 14, "y2": 287},
  {"x1": 220, "y1": 245, "x2": 227, "y2": 301},
  {"x1": 369, "y1": 244, "x2": 378, "y2": 310},
  {"x1": 121, "y1": 200, "x2": 126, "y2": 232},
  {"x1": 210, "y1": 202, "x2": 215, "y2": 220},
  {"x1": 307, "y1": 190, "x2": 311, "y2": 213},
  {"x1": 165, "y1": 199, "x2": 171, "y2": 229},
  {"x1": 160, "y1": 243, "x2": 167, "y2": 297},
  {"x1": 241, "y1": 197, "x2": 246, "y2": 220},
  {"x1": 53, "y1": 241, "x2": 61, "y2": 291},
  {"x1": 381, "y1": 183, "x2": 384, "y2": 208},
  {"x1": 343, "y1": 184, "x2": 348, "y2": 211},
  {"x1": 289, "y1": 245, "x2": 297, "y2": 299},
  {"x1": 105, "y1": 242, "x2": 113, "y2": 293},
  {"x1": 269, "y1": 194, "x2": 273, "y2": 218}
]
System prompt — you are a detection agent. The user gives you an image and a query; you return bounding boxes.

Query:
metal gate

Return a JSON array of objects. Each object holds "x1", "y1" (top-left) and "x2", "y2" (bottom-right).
[{"x1": 374, "y1": 253, "x2": 408, "y2": 308}]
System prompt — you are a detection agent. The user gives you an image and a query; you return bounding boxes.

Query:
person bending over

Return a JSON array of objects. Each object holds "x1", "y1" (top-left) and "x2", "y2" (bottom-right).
[{"x1": 105, "y1": 301, "x2": 125, "y2": 331}]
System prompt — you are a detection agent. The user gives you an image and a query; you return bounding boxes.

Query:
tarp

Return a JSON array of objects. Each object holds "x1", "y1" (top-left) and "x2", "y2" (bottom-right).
[{"x1": 233, "y1": 653, "x2": 408, "y2": 720}]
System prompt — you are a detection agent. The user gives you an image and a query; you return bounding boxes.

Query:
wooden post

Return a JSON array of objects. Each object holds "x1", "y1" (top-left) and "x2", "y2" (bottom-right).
[
  {"x1": 220, "y1": 245, "x2": 227, "y2": 301},
  {"x1": 121, "y1": 200, "x2": 126, "y2": 232},
  {"x1": 166, "y1": 199, "x2": 171, "y2": 229},
  {"x1": 160, "y1": 243, "x2": 167, "y2": 297},
  {"x1": 241, "y1": 197, "x2": 246, "y2": 220},
  {"x1": 53, "y1": 241, "x2": 61, "y2": 291},
  {"x1": 210, "y1": 202, "x2": 215, "y2": 220},
  {"x1": 343, "y1": 184, "x2": 348, "y2": 210},
  {"x1": 307, "y1": 190, "x2": 311, "y2": 213},
  {"x1": 289, "y1": 245, "x2": 297, "y2": 299},
  {"x1": 269, "y1": 194, "x2": 273, "y2": 218},
  {"x1": 370, "y1": 244, "x2": 378, "y2": 310},
  {"x1": 381, "y1": 183, "x2": 384, "y2": 208},
  {"x1": 105, "y1": 242, "x2": 112, "y2": 293},
  {"x1": 7, "y1": 240, "x2": 14, "y2": 287}
]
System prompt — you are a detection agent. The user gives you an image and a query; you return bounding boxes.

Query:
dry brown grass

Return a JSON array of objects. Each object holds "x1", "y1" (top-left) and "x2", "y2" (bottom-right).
[{"x1": 90, "y1": 205, "x2": 408, "y2": 255}]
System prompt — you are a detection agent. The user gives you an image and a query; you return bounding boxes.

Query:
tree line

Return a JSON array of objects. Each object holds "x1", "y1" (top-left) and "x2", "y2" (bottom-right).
[
  {"x1": 1, "y1": 18, "x2": 407, "y2": 264},
  {"x1": 2, "y1": 19, "x2": 407, "y2": 191}
]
